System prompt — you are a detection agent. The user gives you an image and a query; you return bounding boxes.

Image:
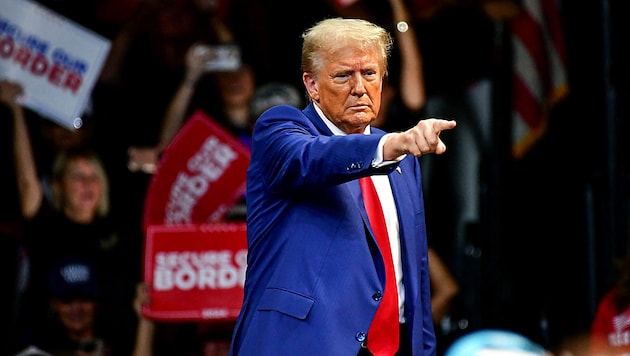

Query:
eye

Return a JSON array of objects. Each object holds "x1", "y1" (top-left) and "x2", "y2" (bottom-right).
[
  {"x1": 364, "y1": 70, "x2": 378, "y2": 80},
  {"x1": 333, "y1": 73, "x2": 351, "y2": 83}
]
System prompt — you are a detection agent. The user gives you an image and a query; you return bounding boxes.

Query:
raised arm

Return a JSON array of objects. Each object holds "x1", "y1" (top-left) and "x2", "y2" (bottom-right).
[
  {"x1": 128, "y1": 14, "x2": 238, "y2": 174},
  {"x1": 131, "y1": 282, "x2": 156, "y2": 356},
  {"x1": 389, "y1": 0, "x2": 426, "y2": 111},
  {"x1": 157, "y1": 44, "x2": 209, "y2": 147},
  {"x1": 0, "y1": 80, "x2": 43, "y2": 219},
  {"x1": 159, "y1": 14, "x2": 236, "y2": 147}
]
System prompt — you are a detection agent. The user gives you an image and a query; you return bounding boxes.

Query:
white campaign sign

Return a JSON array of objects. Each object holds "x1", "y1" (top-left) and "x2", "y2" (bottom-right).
[{"x1": 0, "y1": 0, "x2": 111, "y2": 129}]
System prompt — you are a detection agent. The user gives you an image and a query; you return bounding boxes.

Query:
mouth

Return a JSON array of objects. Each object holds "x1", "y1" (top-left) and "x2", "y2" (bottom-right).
[{"x1": 349, "y1": 104, "x2": 369, "y2": 111}]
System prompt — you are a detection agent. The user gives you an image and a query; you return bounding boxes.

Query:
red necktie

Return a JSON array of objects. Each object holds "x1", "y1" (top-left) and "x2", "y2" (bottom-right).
[{"x1": 360, "y1": 177, "x2": 400, "y2": 355}]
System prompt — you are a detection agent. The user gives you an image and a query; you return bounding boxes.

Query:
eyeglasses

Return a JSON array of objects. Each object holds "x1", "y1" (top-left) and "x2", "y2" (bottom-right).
[{"x1": 66, "y1": 172, "x2": 101, "y2": 183}]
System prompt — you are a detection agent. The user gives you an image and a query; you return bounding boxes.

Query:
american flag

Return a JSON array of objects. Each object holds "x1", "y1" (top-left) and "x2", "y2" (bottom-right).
[{"x1": 510, "y1": 0, "x2": 569, "y2": 159}]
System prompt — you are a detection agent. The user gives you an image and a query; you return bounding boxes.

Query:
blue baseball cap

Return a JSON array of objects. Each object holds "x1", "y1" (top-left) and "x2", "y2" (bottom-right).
[{"x1": 48, "y1": 256, "x2": 99, "y2": 301}]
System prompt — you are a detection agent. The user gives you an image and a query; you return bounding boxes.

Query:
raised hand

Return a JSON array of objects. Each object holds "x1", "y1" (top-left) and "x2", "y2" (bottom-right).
[{"x1": 383, "y1": 118, "x2": 457, "y2": 160}]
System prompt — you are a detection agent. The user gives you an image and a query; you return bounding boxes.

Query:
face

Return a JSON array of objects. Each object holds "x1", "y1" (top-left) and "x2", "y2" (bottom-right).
[
  {"x1": 303, "y1": 46, "x2": 383, "y2": 134},
  {"x1": 217, "y1": 65, "x2": 255, "y2": 108},
  {"x1": 61, "y1": 158, "x2": 103, "y2": 215},
  {"x1": 53, "y1": 298, "x2": 97, "y2": 334}
]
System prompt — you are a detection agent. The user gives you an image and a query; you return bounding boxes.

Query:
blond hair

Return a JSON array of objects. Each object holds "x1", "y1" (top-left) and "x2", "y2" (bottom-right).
[
  {"x1": 51, "y1": 148, "x2": 110, "y2": 217},
  {"x1": 301, "y1": 17, "x2": 393, "y2": 77}
]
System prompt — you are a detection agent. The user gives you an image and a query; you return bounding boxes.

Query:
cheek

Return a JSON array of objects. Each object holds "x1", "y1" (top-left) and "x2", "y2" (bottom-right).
[
  {"x1": 92, "y1": 182, "x2": 104, "y2": 193},
  {"x1": 61, "y1": 181, "x2": 78, "y2": 196},
  {"x1": 368, "y1": 85, "x2": 382, "y2": 107},
  {"x1": 321, "y1": 85, "x2": 346, "y2": 103},
  {"x1": 372, "y1": 96, "x2": 381, "y2": 112},
  {"x1": 81, "y1": 302, "x2": 97, "y2": 314}
]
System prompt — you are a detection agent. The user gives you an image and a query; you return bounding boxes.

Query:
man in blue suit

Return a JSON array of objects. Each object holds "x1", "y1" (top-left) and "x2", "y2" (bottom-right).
[{"x1": 229, "y1": 17, "x2": 456, "y2": 356}]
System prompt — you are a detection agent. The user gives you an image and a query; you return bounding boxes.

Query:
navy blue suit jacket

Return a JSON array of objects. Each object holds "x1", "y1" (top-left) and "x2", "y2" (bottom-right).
[{"x1": 230, "y1": 103, "x2": 435, "y2": 355}]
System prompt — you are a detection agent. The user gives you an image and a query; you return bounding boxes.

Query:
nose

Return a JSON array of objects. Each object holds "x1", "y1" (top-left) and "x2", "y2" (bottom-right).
[{"x1": 350, "y1": 74, "x2": 366, "y2": 97}]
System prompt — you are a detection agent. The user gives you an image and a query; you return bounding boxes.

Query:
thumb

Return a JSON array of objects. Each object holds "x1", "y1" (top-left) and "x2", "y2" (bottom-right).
[{"x1": 435, "y1": 140, "x2": 447, "y2": 155}]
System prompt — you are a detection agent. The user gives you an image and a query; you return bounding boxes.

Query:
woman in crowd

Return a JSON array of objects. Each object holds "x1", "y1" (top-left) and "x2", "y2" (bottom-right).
[{"x1": 1, "y1": 79, "x2": 138, "y2": 355}]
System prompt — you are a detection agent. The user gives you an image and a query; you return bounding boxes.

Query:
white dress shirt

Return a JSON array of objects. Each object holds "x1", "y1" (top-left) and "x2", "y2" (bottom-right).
[{"x1": 314, "y1": 104, "x2": 406, "y2": 322}]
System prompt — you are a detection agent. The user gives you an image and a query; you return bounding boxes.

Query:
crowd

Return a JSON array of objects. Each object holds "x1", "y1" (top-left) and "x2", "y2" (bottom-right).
[
  {"x1": 2, "y1": 0, "x2": 341, "y2": 354},
  {"x1": 1, "y1": 0, "x2": 620, "y2": 355}
]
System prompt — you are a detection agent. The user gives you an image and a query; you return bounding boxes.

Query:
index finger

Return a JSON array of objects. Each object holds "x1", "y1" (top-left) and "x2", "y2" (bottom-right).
[{"x1": 433, "y1": 118, "x2": 457, "y2": 132}]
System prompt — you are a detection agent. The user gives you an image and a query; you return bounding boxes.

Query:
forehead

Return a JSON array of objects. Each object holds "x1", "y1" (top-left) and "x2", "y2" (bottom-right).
[
  {"x1": 65, "y1": 158, "x2": 97, "y2": 172},
  {"x1": 325, "y1": 46, "x2": 383, "y2": 69}
]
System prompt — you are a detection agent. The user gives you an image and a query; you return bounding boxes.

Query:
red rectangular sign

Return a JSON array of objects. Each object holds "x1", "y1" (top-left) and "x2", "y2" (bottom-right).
[{"x1": 143, "y1": 223, "x2": 247, "y2": 321}]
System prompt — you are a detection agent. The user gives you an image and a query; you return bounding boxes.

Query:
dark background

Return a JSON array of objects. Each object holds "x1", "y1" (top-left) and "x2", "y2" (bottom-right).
[
  {"x1": 432, "y1": 0, "x2": 630, "y2": 350},
  {"x1": 1, "y1": 0, "x2": 629, "y2": 353}
]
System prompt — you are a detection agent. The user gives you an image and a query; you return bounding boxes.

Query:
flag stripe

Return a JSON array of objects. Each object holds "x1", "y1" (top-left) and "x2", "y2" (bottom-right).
[{"x1": 510, "y1": 0, "x2": 569, "y2": 159}]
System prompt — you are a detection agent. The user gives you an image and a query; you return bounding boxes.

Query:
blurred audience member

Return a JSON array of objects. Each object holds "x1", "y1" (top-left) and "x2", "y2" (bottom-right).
[
  {"x1": 208, "y1": 63, "x2": 257, "y2": 148},
  {"x1": 127, "y1": 43, "x2": 303, "y2": 180},
  {"x1": 0, "y1": 79, "x2": 30, "y2": 356},
  {"x1": 0, "y1": 80, "x2": 94, "y2": 205},
  {"x1": 92, "y1": 0, "x2": 240, "y2": 231},
  {"x1": 16, "y1": 256, "x2": 112, "y2": 356},
  {"x1": 126, "y1": 54, "x2": 255, "y2": 175},
  {"x1": 127, "y1": 58, "x2": 303, "y2": 356},
  {"x1": 128, "y1": 54, "x2": 305, "y2": 174},
  {"x1": 250, "y1": 81, "x2": 303, "y2": 123},
  {"x1": 125, "y1": 40, "x2": 221, "y2": 174},
  {"x1": 161, "y1": 45, "x2": 255, "y2": 150},
  {"x1": 1, "y1": 79, "x2": 137, "y2": 355}
]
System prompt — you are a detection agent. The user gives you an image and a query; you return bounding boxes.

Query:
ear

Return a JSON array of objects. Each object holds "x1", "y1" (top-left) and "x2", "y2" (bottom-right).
[{"x1": 302, "y1": 72, "x2": 319, "y2": 102}]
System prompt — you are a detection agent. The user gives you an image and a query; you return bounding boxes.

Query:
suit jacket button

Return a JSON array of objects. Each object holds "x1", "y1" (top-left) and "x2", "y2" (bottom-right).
[
  {"x1": 372, "y1": 291, "x2": 383, "y2": 301},
  {"x1": 355, "y1": 331, "x2": 367, "y2": 343}
]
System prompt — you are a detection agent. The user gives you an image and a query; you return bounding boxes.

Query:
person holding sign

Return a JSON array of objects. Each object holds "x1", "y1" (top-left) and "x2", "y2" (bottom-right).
[
  {"x1": 1, "y1": 79, "x2": 138, "y2": 355},
  {"x1": 229, "y1": 18, "x2": 456, "y2": 355}
]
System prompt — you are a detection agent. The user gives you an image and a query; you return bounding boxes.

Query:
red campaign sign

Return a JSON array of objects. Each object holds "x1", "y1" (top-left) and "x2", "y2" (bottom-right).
[
  {"x1": 143, "y1": 110, "x2": 250, "y2": 231},
  {"x1": 143, "y1": 223, "x2": 247, "y2": 321}
]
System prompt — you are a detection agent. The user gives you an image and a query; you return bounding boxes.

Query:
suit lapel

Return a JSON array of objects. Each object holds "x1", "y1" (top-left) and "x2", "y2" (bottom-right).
[
  {"x1": 303, "y1": 103, "x2": 334, "y2": 136},
  {"x1": 348, "y1": 179, "x2": 371, "y2": 232}
]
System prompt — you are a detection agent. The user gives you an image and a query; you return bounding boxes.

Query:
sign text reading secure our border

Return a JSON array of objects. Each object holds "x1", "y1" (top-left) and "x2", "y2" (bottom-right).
[{"x1": 0, "y1": 0, "x2": 110, "y2": 129}]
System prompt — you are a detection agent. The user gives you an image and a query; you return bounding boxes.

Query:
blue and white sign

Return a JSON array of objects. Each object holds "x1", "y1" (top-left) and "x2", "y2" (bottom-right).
[{"x1": 0, "y1": 0, "x2": 111, "y2": 129}]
